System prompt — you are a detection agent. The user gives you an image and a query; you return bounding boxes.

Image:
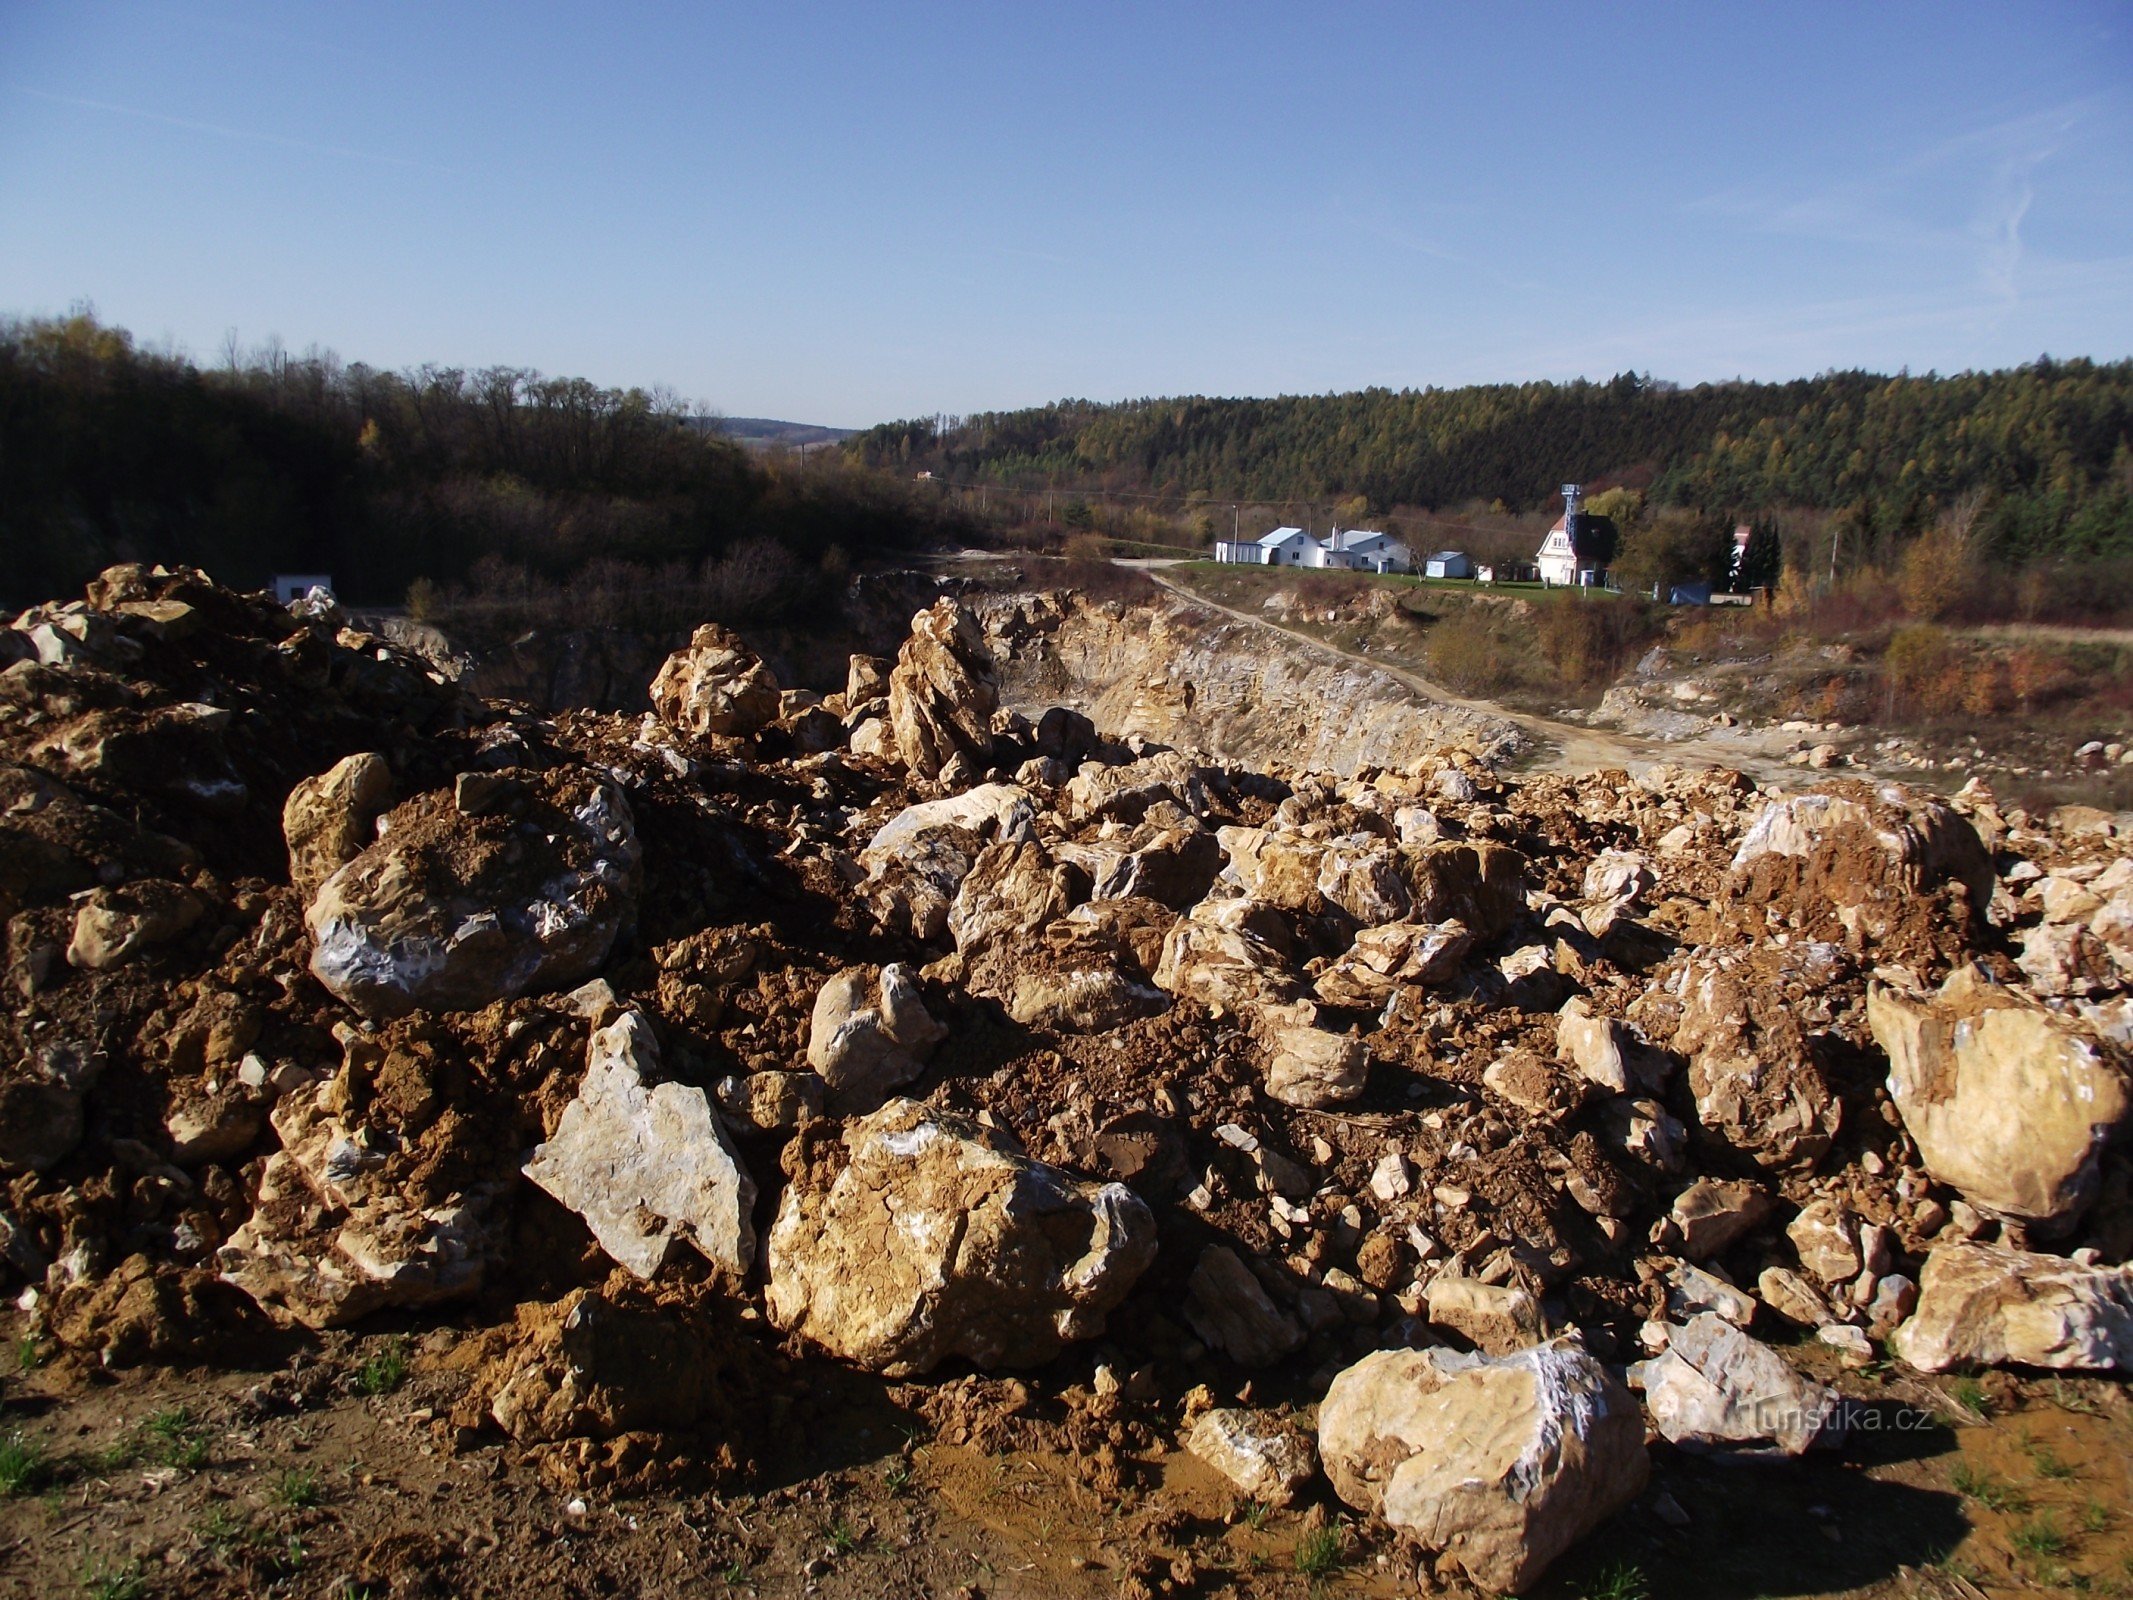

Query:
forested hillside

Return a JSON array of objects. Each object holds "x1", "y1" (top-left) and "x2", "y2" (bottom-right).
[
  {"x1": 851, "y1": 364, "x2": 2133, "y2": 564},
  {"x1": 0, "y1": 314, "x2": 963, "y2": 611}
]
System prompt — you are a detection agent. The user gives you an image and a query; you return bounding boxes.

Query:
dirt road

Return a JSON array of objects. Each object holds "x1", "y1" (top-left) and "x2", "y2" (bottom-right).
[{"x1": 1143, "y1": 571, "x2": 1812, "y2": 785}]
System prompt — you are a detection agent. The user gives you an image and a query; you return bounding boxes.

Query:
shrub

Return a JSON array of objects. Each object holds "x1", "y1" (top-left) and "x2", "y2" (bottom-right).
[{"x1": 1426, "y1": 608, "x2": 1517, "y2": 694}]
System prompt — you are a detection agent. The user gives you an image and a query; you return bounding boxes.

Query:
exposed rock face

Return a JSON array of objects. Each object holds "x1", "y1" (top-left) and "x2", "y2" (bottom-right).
[
  {"x1": 1314, "y1": 920, "x2": 1471, "y2": 1008},
  {"x1": 765, "y1": 1100, "x2": 1156, "y2": 1376},
  {"x1": 522, "y1": 1010, "x2": 756, "y2": 1280},
  {"x1": 804, "y1": 964, "x2": 947, "y2": 1105},
  {"x1": 1318, "y1": 1341, "x2": 1649, "y2": 1594},
  {"x1": 1186, "y1": 1409, "x2": 1317, "y2": 1507},
  {"x1": 1868, "y1": 968, "x2": 2129, "y2": 1228},
  {"x1": 1635, "y1": 1313, "x2": 1842, "y2": 1457},
  {"x1": 283, "y1": 751, "x2": 393, "y2": 901},
  {"x1": 977, "y1": 587, "x2": 1526, "y2": 775},
  {"x1": 489, "y1": 1288, "x2": 735, "y2": 1443},
  {"x1": 1673, "y1": 946, "x2": 1843, "y2": 1171},
  {"x1": 887, "y1": 599, "x2": 998, "y2": 779},
  {"x1": 1894, "y1": 1243, "x2": 2133, "y2": 1372},
  {"x1": 0, "y1": 1042, "x2": 102, "y2": 1174},
  {"x1": 306, "y1": 767, "x2": 640, "y2": 1018},
  {"x1": 649, "y1": 623, "x2": 782, "y2": 738}
]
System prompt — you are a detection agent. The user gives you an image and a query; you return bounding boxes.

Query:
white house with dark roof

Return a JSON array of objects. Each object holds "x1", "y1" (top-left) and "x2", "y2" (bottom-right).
[{"x1": 1211, "y1": 525, "x2": 1414, "y2": 573}]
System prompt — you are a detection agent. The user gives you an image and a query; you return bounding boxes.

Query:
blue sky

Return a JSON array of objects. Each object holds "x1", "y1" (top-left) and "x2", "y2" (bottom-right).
[{"x1": 2, "y1": 2, "x2": 2129, "y2": 426}]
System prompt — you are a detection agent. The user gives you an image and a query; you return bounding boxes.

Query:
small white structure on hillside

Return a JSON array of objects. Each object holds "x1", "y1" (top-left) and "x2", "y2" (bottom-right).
[
  {"x1": 270, "y1": 573, "x2": 334, "y2": 604},
  {"x1": 1424, "y1": 550, "x2": 1472, "y2": 580},
  {"x1": 1214, "y1": 526, "x2": 1306, "y2": 564},
  {"x1": 1212, "y1": 525, "x2": 1415, "y2": 573}
]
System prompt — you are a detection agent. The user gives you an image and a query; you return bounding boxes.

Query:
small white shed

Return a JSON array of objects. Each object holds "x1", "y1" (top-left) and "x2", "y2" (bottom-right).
[{"x1": 1424, "y1": 551, "x2": 1472, "y2": 580}]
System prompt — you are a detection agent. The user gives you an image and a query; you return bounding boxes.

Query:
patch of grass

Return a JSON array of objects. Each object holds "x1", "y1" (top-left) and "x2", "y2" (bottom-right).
[
  {"x1": 719, "y1": 1562, "x2": 750, "y2": 1587},
  {"x1": 1294, "y1": 1526, "x2": 1344, "y2": 1578},
  {"x1": 200, "y1": 1506, "x2": 248, "y2": 1551},
  {"x1": 2052, "y1": 1379, "x2": 2105, "y2": 1417},
  {"x1": 2086, "y1": 1499, "x2": 2112, "y2": 1534},
  {"x1": 1241, "y1": 1500, "x2": 1270, "y2": 1532},
  {"x1": 140, "y1": 1406, "x2": 208, "y2": 1470},
  {"x1": 1953, "y1": 1462, "x2": 2032, "y2": 1514},
  {"x1": 355, "y1": 1338, "x2": 409, "y2": 1397},
  {"x1": 2013, "y1": 1513, "x2": 2070, "y2": 1558},
  {"x1": 2030, "y1": 1442, "x2": 2081, "y2": 1481},
  {"x1": 881, "y1": 1460, "x2": 910, "y2": 1494},
  {"x1": 15, "y1": 1336, "x2": 42, "y2": 1373},
  {"x1": 826, "y1": 1518, "x2": 859, "y2": 1556},
  {"x1": 0, "y1": 1432, "x2": 47, "y2": 1496},
  {"x1": 80, "y1": 1560, "x2": 147, "y2": 1600},
  {"x1": 270, "y1": 1466, "x2": 321, "y2": 1509},
  {"x1": 1582, "y1": 1563, "x2": 1651, "y2": 1600},
  {"x1": 1949, "y1": 1376, "x2": 1992, "y2": 1418}
]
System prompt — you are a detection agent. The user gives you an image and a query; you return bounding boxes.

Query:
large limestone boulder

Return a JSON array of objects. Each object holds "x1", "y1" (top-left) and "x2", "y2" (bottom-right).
[
  {"x1": 1257, "y1": 1001, "x2": 1368, "y2": 1109},
  {"x1": 947, "y1": 839, "x2": 1080, "y2": 958},
  {"x1": 1868, "y1": 968, "x2": 2129, "y2": 1227},
  {"x1": 1153, "y1": 898, "x2": 1300, "y2": 1012},
  {"x1": 522, "y1": 1010, "x2": 756, "y2": 1279},
  {"x1": 765, "y1": 1100, "x2": 1156, "y2": 1376},
  {"x1": 306, "y1": 767, "x2": 640, "y2": 1018},
  {"x1": 860, "y1": 784, "x2": 1035, "y2": 942},
  {"x1": 282, "y1": 752, "x2": 393, "y2": 900},
  {"x1": 1893, "y1": 1242, "x2": 2133, "y2": 1372},
  {"x1": 887, "y1": 599, "x2": 998, "y2": 779},
  {"x1": 1405, "y1": 840, "x2": 1527, "y2": 939},
  {"x1": 65, "y1": 878, "x2": 205, "y2": 970},
  {"x1": 805, "y1": 964, "x2": 947, "y2": 1104},
  {"x1": 1635, "y1": 1313, "x2": 1842, "y2": 1457},
  {"x1": 217, "y1": 1088, "x2": 502, "y2": 1329},
  {"x1": 1319, "y1": 1341, "x2": 1649, "y2": 1594},
  {"x1": 649, "y1": 623, "x2": 781, "y2": 738},
  {"x1": 1729, "y1": 782, "x2": 1993, "y2": 947}
]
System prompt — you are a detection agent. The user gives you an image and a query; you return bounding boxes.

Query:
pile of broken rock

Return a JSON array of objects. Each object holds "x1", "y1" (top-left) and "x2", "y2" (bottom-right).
[{"x1": 6, "y1": 564, "x2": 2133, "y2": 1591}]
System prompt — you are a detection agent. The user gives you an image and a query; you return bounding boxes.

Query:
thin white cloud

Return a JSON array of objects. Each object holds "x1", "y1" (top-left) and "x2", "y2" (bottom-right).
[
  {"x1": 1688, "y1": 102, "x2": 2101, "y2": 313},
  {"x1": 9, "y1": 85, "x2": 464, "y2": 177}
]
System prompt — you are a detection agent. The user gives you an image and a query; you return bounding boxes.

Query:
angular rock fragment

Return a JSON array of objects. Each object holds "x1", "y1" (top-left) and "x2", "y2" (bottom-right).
[
  {"x1": 1184, "y1": 1245, "x2": 1304, "y2": 1368},
  {"x1": 649, "y1": 623, "x2": 781, "y2": 738},
  {"x1": 218, "y1": 1091, "x2": 502, "y2": 1329},
  {"x1": 1314, "y1": 920, "x2": 1472, "y2": 1009},
  {"x1": 1894, "y1": 1242, "x2": 2133, "y2": 1372},
  {"x1": 1425, "y1": 1274, "x2": 1544, "y2": 1354},
  {"x1": 1186, "y1": 1408, "x2": 1317, "y2": 1507},
  {"x1": 766, "y1": 1100, "x2": 1155, "y2": 1376},
  {"x1": 1318, "y1": 1340, "x2": 1648, "y2": 1594},
  {"x1": 1257, "y1": 1001, "x2": 1368, "y2": 1109},
  {"x1": 886, "y1": 598, "x2": 998, "y2": 779},
  {"x1": 282, "y1": 751, "x2": 393, "y2": 900},
  {"x1": 805, "y1": 964, "x2": 947, "y2": 1104},
  {"x1": 1669, "y1": 1178, "x2": 1773, "y2": 1261},
  {"x1": 523, "y1": 1010, "x2": 756, "y2": 1279},
  {"x1": 1635, "y1": 1313, "x2": 1843, "y2": 1457},
  {"x1": 66, "y1": 878, "x2": 205, "y2": 970},
  {"x1": 489, "y1": 1287, "x2": 735, "y2": 1443}
]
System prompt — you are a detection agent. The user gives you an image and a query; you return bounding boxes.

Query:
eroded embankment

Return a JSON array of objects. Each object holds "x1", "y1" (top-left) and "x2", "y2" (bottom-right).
[{"x1": 974, "y1": 587, "x2": 1528, "y2": 775}]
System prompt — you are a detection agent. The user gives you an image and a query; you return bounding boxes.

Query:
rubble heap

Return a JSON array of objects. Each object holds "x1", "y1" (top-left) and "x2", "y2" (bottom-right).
[{"x1": 6, "y1": 564, "x2": 2133, "y2": 1591}]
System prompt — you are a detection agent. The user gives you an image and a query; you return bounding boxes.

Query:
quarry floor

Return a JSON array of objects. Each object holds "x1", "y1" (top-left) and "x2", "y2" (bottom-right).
[{"x1": 7, "y1": 1322, "x2": 2133, "y2": 1600}]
